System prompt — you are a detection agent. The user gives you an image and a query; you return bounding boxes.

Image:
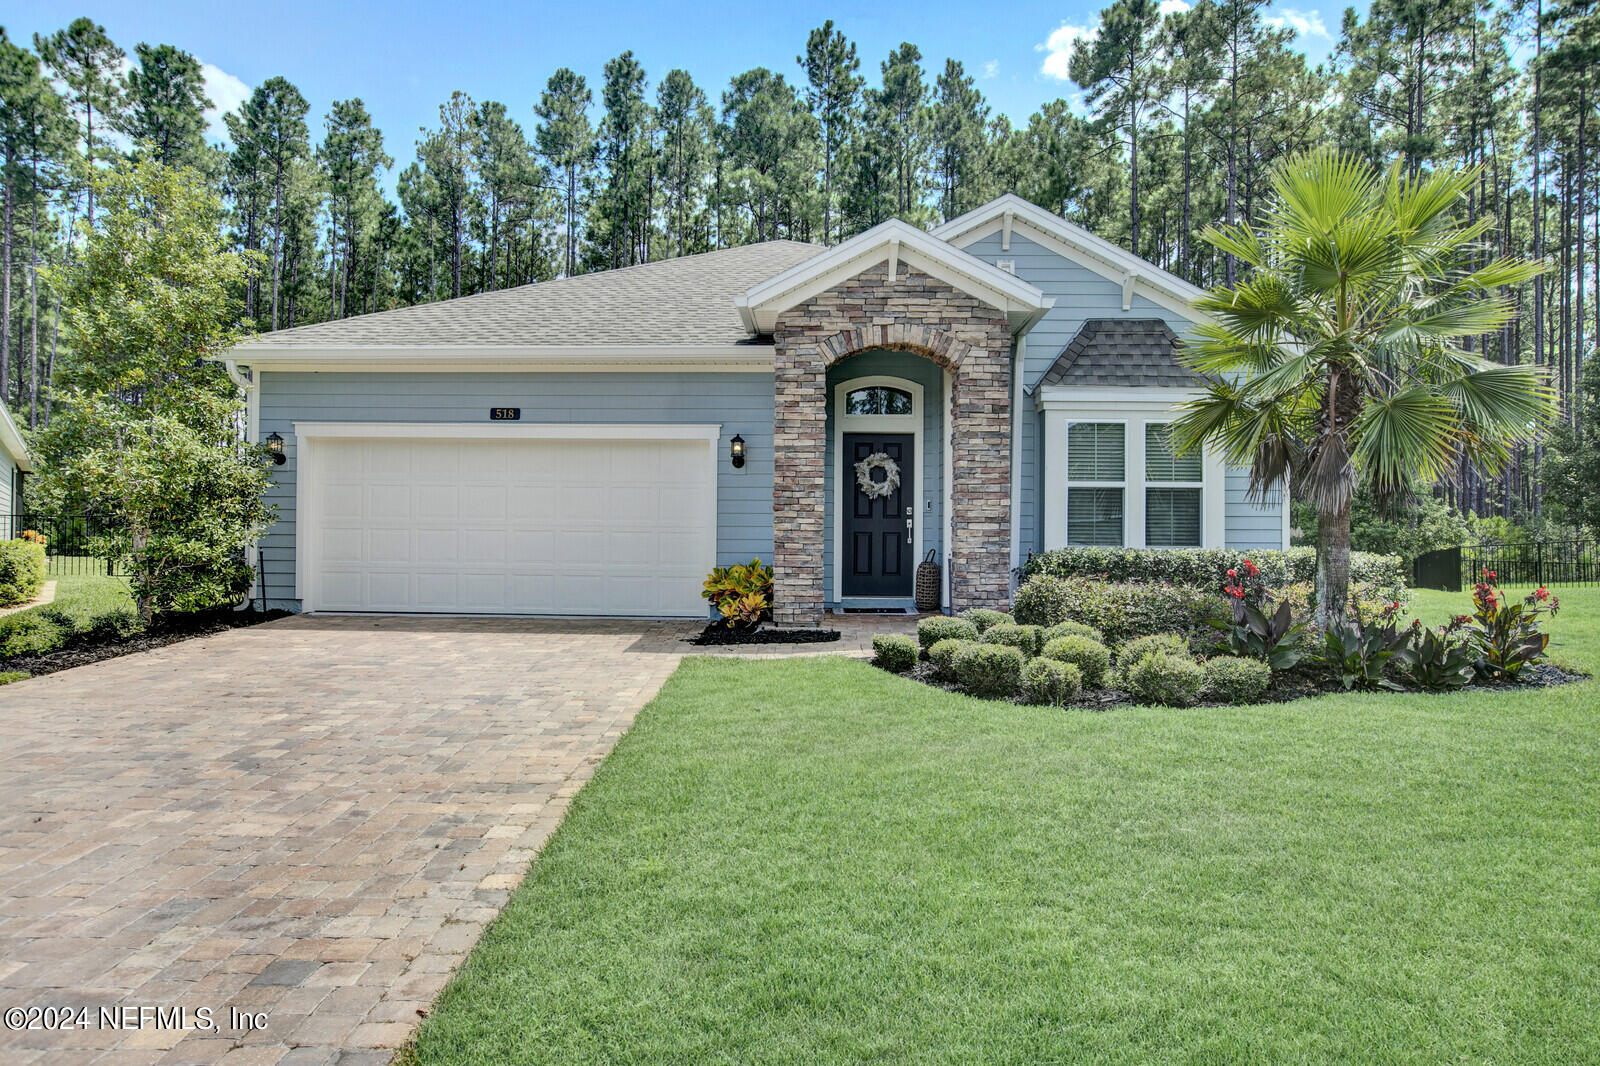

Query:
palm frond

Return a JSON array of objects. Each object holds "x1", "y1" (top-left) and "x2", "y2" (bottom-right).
[
  {"x1": 1442, "y1": 364, "x2": 1559, "y2": 436},
  {"x1": 1353, "y1": 386, "x2": 1460, "y2": 490}
]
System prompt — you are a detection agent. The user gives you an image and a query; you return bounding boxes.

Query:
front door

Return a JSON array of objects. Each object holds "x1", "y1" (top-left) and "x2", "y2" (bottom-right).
[{"x1": 843, "y1": 433, "x2": 914, "y2": 597}]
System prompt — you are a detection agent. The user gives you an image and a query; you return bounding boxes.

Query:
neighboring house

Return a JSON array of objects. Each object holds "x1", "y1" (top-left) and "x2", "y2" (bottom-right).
[
  {"x1": 0, "y1": 400, "x2": 30, "y2": 533},
  {"x1": 229, "y1": 194, "x2": 1287, "y2": 623}
]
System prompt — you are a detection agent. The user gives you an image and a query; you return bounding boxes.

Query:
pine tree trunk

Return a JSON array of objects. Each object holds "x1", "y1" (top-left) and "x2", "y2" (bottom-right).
[
  {"x1": 1, "y1": 169, "x2": 12, "y2": 406},
  {"x1": 271, "y1": 167, "x2": 284, "y2": 332}
]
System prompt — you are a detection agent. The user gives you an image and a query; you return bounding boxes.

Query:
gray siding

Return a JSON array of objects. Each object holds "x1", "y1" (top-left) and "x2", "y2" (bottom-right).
[
  {"x1": 962, "y1": 229, "x2": 1283, "y2": 553},
  {"x1": 822, "y1": 351, "x2": 944, "y2": 607},
  {"x1": 0, "y1": 453, "x2": 15, "y2": 523},
  {"x1": 256, "y1": 370, "x2": 775, "y2": 610}
]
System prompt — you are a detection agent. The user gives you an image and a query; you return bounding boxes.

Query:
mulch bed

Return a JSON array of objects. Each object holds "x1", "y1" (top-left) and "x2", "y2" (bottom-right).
[
  {"x1": 1, "y1": 608, "x2": 292, "y2": 681},
  {"x1": 688, "y1": 623, "x2": 841, "y2": 646},
  {"x1": 899, "y1": 658, "x2": 1583, "y2": 710}
]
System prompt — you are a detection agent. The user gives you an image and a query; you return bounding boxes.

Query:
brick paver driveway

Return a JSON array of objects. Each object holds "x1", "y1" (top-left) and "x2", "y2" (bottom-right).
[{"x1": 0, "y1": 615, "x2": 689, "y2": 1066}]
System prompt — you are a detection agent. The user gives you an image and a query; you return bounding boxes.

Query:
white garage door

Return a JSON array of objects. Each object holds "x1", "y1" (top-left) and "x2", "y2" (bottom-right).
[{"x1": 301, "y1": 429, "x2": 717, "y2": 616}]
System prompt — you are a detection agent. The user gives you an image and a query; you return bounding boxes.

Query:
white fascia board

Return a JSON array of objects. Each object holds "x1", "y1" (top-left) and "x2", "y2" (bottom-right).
[
  {"x1": 934, "y1": 194, "x2": 1212, "y2": 326},
  {"x1": 222, "y1": 344, "x2": 776, "y2": 373},
  {"x1": 293, "y1": 421, "x2": 722, "y2": 442},
  {"x1": 740, "y1": 218, "x2": 1051, "y2": 335},
  {"x1": 1034, "y1": 385, "x2": 1204, "y2": 412},
  {"x1": 0, "y1": 401, "x2": 30, "y2": 471}
]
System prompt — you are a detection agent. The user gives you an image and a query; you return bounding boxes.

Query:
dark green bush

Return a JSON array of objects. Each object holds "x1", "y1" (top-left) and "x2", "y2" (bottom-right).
[
  {"x1": 1115, "y1": 633, "x2": 1192, "y2": 674},
  {"x1": 1019, "y1": 575, "x2": 1228, "y2": 648},
  {"x1": 981, "y1": 622, "x2": 1044, "y2": 657},
  {"x1": 77, "y1": 607, "x2": 142, "y2": 645},
  {"x1": 0, "y1": 613, "x2": 69, "y2": 658},
  {"x1": 1043, "y1": 620, "x2": 1105, "y2": 645},
  {"x1": 917, "y1": 615, "x2": 979, "y2": 650},
  {"x1": 1019, "y1": 547, "x2": 1406, "y2": 598},
  {"x1": 927, "y1": 637, "x2": 976, "y2": 680},
  {"x1": 872, "y1": 633, "x2": 919, "y2": 673},
  {"x1": 952, "y1": 643, "x2": 1025, "y2": 700},
  {"x1": 1021, "y1": 658, "x2": 1083, "y2": 706},
  {"x1": 961, "y1": 608, "x2": 1013, "y2": 633},
  {"x1": 1202, "y1": 656, "x2": 1273, "y2": 703},
  {"x1": 0, "y1": 539, "x2": 47, "y2": 607},
  {"x1": 0, "y1": 670, "x2": 29, "y2": 685},
  {"x1": 1040, "y1": 634, "x2": 1112, "y2": 688},
  {"x1": 1122, "y1": 652, "x2": 1207, "y2": 707},
  {"x1": 1012, "y1": 577, "x2": 1073, "y2": 627}
]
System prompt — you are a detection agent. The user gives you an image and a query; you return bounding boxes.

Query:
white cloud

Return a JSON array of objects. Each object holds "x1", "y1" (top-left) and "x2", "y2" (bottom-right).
[
  {"x1": 1265, "y1": 7, "x2": 1329, "y2": 38},
  {"x1": 1158, "y1": 0, "x2": 1192, "y2": 14},
  {"x1": 982, "y1": 59, "x2": 999, "y2": 80},
  {"x1": 201, "y1": 63, "x2": 251, "y2": 141},
  {"x1": 1036, "y1": 22, "x2": 1097, "y2": 82}
]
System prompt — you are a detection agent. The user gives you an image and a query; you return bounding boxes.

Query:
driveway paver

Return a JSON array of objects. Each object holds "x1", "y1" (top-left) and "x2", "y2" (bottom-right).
[{"x1": 0, "y1": 615, "x2": 687, "y2": 1065}]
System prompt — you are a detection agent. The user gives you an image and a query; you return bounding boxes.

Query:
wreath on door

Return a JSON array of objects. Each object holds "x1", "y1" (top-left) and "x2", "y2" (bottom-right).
[{"x1": 854, "y1": 452, "x2": 901, "y2": 500}]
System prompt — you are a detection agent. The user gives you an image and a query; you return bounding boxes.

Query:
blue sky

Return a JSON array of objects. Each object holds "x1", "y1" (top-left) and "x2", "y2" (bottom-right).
[{"x1": 6, "y1": 0, "x2": 1339, "y2": 176}]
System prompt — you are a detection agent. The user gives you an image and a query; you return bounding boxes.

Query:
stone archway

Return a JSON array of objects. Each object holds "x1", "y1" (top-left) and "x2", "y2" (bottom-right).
[{"x1": 771, "y1": 262, "x2": 1014, "y2": 625}]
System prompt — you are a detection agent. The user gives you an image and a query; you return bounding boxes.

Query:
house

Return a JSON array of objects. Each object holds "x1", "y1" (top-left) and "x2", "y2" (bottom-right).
[
  {"x1": 229, "y1": 194, "x2": 1287, "y2": 624},
  {"x1": 0, "y1": 401, "x2": 30, "y2": 531}
]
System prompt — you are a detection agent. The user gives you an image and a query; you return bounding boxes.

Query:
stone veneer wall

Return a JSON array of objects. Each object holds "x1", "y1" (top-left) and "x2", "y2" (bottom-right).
[{"x1": 771, "y1": 262, "x2": 1013, "y2": 625}]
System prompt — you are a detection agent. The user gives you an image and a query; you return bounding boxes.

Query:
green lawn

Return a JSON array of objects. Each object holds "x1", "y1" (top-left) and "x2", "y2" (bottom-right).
[
  {"x1": 38, "y1": 570, "x2": 136, "y2": 624},
  {"x1": 408, "y1": 589, "x2": 1600, "y2": 1065}
]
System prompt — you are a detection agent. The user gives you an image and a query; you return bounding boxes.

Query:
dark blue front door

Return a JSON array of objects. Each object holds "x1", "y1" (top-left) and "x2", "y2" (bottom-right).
[{"x1": 843, "y1": 433, "x2": 914, "y2": 597}]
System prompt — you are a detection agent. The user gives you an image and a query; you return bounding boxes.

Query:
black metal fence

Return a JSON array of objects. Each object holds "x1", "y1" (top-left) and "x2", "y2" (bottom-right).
[
  {"x1": 1460, "y1": 539, "x2": 1600, "y2": 588},
  {"x1": 1, "y1": 513, "x2": 125, "y2": 576}
]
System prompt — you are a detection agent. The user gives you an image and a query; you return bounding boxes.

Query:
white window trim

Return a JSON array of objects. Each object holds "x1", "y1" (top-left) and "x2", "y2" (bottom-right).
[
  {"x1": 291, "y1": 421, "x2": 722, "y2": 612},
  {"x1": 1039, "y1": 392, "x2": 1224, "y2": 550},
  {"x1": 832, "y1": 375, "x2": 924, "y2": 604},
  {"x1": 1140, "y1": 419, "x2": 1206, "y2": 548},
  {"x1": 1063, "y1": 419, "x2": 1129, "y2": 548}
]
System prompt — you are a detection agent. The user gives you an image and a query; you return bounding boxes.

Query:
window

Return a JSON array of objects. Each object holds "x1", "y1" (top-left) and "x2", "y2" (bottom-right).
[
  {"x1": 1066, "y1": 422, "x2": 1125, "y2": 546},
  {"x1": 1144, "y1": 423, "x2": 1202, "y2": 547},
  {"x1": 845, "y1": 386, "x2": 913, "y2": 416}
]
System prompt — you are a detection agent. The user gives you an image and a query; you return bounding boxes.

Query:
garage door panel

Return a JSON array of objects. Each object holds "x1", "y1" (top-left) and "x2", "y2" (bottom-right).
[{"x1": 309, "y1": 432, "x2": 715, "y2": 616}]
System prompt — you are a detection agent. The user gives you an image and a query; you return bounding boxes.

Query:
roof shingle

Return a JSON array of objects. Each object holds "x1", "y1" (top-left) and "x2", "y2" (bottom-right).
[
  {"x1": 240, "y1": 240, "x2": 822, "y2": 349},
  {"x1": 1034, "y1": 319, "x2": 1199, "y2": 390}
]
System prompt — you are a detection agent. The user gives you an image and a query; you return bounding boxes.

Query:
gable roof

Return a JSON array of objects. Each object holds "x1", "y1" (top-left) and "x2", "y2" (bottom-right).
[
  {"x1": 737, "y1": 217, "x2": 1052, "y2": 336},
  {"x1": 237, "y1": 240, "x2": 822, "y2": 358},
  {"x1": 1035, "y1": 319, "x2": 1201, "y2": 392},
  {"x1": 931, "y1": 193, "x2": 1209, "y2": 324},
  {"x1": 0, "y1": 401, "x2": 29, "y2": 472}
]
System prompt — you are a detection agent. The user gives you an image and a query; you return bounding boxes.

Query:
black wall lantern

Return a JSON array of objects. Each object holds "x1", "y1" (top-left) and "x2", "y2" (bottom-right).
[
  {"x1": 265, "y1": 431, "x2": 286, "y2": 465},
  {"x1": 729, "y1": 433, "x2": 746, "y2": 469}
]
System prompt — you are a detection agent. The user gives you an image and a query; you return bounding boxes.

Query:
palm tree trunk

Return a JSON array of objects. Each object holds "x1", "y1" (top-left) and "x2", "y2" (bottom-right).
[{"x1": 1315, "y1": 499, "x2": 1352, "y2": 627}]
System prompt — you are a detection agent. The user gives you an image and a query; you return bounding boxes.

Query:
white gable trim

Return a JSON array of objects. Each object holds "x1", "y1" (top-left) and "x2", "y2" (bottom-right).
[
  {"x1": 737, "y1": 218, "x2": 1052, "y2": 336},
  {"x1": 0, "y1": 402, "x2": 29, "y2": 472},
  {"x1": 932, "y1": 194, "x2": 1212, "y2": 326}
]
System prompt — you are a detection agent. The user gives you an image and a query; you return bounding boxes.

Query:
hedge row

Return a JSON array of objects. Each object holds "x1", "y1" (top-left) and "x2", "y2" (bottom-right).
[
  {"x1": 0, "y1": 539, "x2": 47, "y2": 608},
  {"x1": 1018, "y1": 546, "x2": 1406, "y2": 595}
]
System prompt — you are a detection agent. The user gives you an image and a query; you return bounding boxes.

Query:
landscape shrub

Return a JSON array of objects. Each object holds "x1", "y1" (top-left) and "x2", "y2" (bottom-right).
[
  {"x1": 1019, "y1": 547, "x2": 1406, "y2": 599},
  {"x1": 701, "y1": 558, "x2": 773, "y2": 629},
  {"x1": 871, "y1": 633, "x2": 919, "y2": 673},
  {"x1": 917, "y1": 615, "x2": 979, "y2": 650},
  {"x1": 0, "y1": 670, "x2": 28, "y2": 685},
  {"x1": 0, "y1": 539, "x2": 47, "y2": 607},
  {"x1": 1115, "y1": 633, "x2": 1192, "y2": 674},
  {"x1": 927, "y1": 637, "x2": 975, "y2": 680},
  {"x1": 1122, "y1": 652, "x2": 1207, "y2": 707},
  {"x1": 1203, "y1": 656, "x2": 1272, "y2": 703},
  {"x1": 77, "y1": 607, "x2": 143, "y2": 645},
  {"x1": 961, "y1": 608, "x2": 1013, "y2": 633},
  {"x1": 981, "y1": 622, "x2": 1044, "y2": 657},
  {"x1": 1021, "y1": 658, "x2": 1083, "y2": 706},
  {"x1": 1018, "y1": 575, "x2": 1228, "y2": 647},
  {"x1": 0, "y1": 612, "x2": 70, "y2": 658},
  {"x1": 1043, "y1": 620, "x2": 1105, "y2": 645},
  {"x1": 1040, "y1": 634, "x2": 1112, "y2": 688},
  {"x1": 1012, "y1": 577, "x2": 1073, "y2": 627},
  {"x1": 952, "y1": 643, "x2": 1025, "y2": 699}
]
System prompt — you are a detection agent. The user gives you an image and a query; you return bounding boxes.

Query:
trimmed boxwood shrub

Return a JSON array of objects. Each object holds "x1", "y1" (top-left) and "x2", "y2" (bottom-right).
[
  {"x1": 1021, "y1": 657, "x2": 1083, "y2": 706},
  {"x1": 1115, "y1": 633, "x2": 1191, "y2": 674},
  {"x1": 0, "y1": 539, "x2": 47, "y2": 608},
  {"x1": 1123, "y1": 652, "x2": 1207, "y2": 707},
  {"x1": 0, "y1": 612, "x2": 70, "y2": 658},
  {"x1": 1043, "y1": 620, "x2": 1105, "y2": 645},
  {"x1": 1019, "y1": 546, "x2": 1406, "y2": 599},
  {"x1": 1014, "y1": 575, "x2": 1228, "y2": 648},
  {"x1": 1203, "y1": 655, "x2": 1272, "y2": 703},
  {"x1": 917, "y1": 615, "x2": 979, "y2": 650},
  {"x1": 952, "y1": 643, "x2": 1025, "y2": 699},
  {"x1": 927, "y1": 637, "x2": 975, "y2": 680},
  {"x1": 981, "y1": 622, "x2": 1044, "y2": 657},
  {"x1": 961, "y1": 608, "x2": 1013, "y2": 633},
  {"x1": 1040, "y1": 634, "x2": 1112, "y2": 688},
  {"x1": 872, "y1": 633, "x2": 918, "y2": 673}
]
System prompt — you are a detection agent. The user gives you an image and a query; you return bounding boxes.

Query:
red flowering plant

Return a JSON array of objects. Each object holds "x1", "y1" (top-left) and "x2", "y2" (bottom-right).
[
  {"x1": 1468, "y1": 569, "x2": 1560, "y2": 680},
  {"x1": 1214, "y1": 557, "x2": 1306, "y2": 670}
]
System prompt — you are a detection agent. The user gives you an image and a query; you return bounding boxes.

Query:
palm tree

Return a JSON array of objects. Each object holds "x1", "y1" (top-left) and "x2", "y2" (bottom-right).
[{"x1": 1169, "y1": 149, "x2": 1554, "y2": 625}]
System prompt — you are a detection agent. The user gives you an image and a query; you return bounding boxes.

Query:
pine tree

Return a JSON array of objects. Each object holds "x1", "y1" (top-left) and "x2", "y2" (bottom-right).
[
  {"x1": 534, "y1": 69, "x2": 593, "y2": 277},
  {"x1": 34, "y1": 18, "x2": 124, "y2": 225},
  {"x1": 799, "y1": 22, "x2": 862, "y2": 245},
  {"x1": 119, "y1": 42, "x2": 212, "y2": 170}
]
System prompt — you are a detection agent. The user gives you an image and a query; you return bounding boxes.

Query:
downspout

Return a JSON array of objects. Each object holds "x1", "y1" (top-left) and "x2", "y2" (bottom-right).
[{"x1": 1010, "y1": 336, "x2": 1025, "y2": 588}]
